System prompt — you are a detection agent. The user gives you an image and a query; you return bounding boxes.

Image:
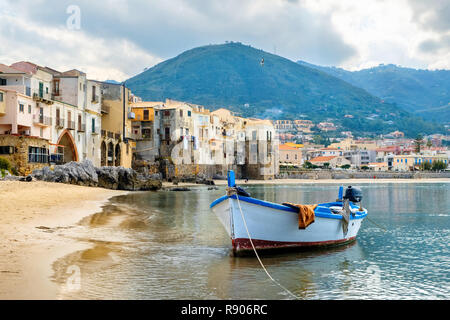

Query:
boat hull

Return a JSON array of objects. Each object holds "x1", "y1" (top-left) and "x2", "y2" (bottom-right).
[{"x1": 211, "y1": 195, "x2": 366, "y2": 254}]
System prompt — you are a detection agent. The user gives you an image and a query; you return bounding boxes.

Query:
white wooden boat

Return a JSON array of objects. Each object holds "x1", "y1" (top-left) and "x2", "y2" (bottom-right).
[{"x1": 210, "y1": 171, "x2": 368, "y2": 255}]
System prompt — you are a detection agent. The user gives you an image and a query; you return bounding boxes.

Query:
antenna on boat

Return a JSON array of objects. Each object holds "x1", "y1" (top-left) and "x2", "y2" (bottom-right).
[{"x1": 227, "y1": 170, "x2": 236, "y2": 188}]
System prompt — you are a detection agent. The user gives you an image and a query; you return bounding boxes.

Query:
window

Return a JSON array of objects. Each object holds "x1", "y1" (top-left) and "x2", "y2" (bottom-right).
[
  {"x1": 40, "y1": 128, "x2": 43, "y2": 137},
  {"x1": 187, "y1": 111, "x2": 191, "y2": 117},
  {"x1": 180, "y1": 110, "x2": 183, "y2": 117},
  {"x1": 165, "y1": 127, "x2": 170, "y2": 140},
  {"x1": 46, "y1": 87, "x2": 48, "y2": 94},
  {"x1": 144, "y1": 109, "x2": 149, "y2": 120},
  {"x1": 28, "y1": 105, "x2": 31, "y2": 113},
  {"x1": 92, "y1": 118, "x2": 96, "y2": 133},
  {"x1": 53, "y1": 80, "x2": 60, "y2": 95},
  {"x1": 0, "y1": 146, "x2": 14, "y2": 154},
  {"x1": 0, "y1": 92, "x2": 3, "y2": 102},
  {"x1": 28, "y1": 147, "x2": 49, "y2": 163},
  {"x1": 19, "y1": 104, "x2": 24, "y2": 112},
  {"x1": 164, "y1": 110, "x2": 170, "y2": 117}
]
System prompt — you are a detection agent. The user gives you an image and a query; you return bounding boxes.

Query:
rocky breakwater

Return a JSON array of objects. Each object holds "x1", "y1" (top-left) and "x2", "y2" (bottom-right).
[{"x1": 32, "y1": 160, "x2": 162, "y2": 191}]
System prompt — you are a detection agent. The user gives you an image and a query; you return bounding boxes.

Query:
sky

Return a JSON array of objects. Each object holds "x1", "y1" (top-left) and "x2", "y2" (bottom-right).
[{"x1": 0, "y1": 0, "x2": 449, "y2": 81}]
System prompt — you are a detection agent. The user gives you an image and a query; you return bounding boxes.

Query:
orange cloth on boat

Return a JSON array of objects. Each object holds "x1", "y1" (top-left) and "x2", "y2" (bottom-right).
[{"x1": 283, "y1": 203, "x2": 318, "y2": 229}]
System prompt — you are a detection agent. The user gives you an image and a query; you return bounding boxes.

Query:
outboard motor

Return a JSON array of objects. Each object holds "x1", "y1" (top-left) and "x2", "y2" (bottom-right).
[{"x1": 343, "y1": 186, "x2": 362, "y2": 203}]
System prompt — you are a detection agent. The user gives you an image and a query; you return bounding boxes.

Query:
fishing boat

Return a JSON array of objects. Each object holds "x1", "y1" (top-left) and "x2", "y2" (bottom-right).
[{"x1": 210, "y1": 171, "x2": 368, "y2": 255}]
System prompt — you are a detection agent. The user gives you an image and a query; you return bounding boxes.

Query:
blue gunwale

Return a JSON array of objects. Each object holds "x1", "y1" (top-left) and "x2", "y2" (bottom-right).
[{"x1": 210, "y1": 195, "x2": 367, "y2": 220}]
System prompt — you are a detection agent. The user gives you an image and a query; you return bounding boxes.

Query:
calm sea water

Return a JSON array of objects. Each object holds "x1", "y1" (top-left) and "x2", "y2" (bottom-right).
[{"x1": 54, "y1": 183, "x2": 450, "y2": 300}]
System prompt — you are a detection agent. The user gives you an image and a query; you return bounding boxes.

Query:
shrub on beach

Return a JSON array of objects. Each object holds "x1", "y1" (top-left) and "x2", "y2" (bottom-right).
[{"x1": 0, "y1": 157, "x2": 11, "y2": 172}]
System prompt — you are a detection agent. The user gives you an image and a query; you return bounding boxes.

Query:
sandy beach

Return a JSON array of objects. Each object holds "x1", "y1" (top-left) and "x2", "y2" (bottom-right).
[{"x1": 0, "y1": 180, "x2": 127, "y2": 299}]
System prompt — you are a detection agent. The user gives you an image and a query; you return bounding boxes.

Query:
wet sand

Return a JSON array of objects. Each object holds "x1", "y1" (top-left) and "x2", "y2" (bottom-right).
[{"x1": 0, "y1": 181, "x2": 127, "y2": 299}]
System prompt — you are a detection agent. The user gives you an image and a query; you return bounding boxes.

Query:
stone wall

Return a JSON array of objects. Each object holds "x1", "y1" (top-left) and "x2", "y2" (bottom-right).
[
  {"x1": 277, "y1": 170, "x2": 450, "y2": 180},
  {"x1": 0, "y1": 134, "x2": 49, "y2": 175}
]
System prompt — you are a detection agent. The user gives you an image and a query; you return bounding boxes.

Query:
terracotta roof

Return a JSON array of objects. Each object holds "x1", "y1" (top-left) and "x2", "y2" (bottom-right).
[
  {"x1": 0, "y1": 63, "x2": 25, "y2": 74},
  {"x1": 310, "y1": 156, "x2": 337, "y2": 162},
  {"x1": 279, "y1": 144, "x2": 299, "y2": 151}
]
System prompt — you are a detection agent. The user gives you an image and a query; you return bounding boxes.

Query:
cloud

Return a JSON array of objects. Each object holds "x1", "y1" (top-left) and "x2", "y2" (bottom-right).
[
  {"x1": 408, "y1": 0, "x2": 450, "y2": 33},
  {"x1": 2, "y1": 0, "x2": 356, "y2": 73},
  {"x1": 419, "y1": 34, "x2": 450, "y2": 53},
  {"x1": 0, "y1": 0, "x2": 162, "y2": 80}
]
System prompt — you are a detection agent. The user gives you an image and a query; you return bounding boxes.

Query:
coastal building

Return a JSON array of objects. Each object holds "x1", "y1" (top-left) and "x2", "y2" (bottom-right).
[
  {"x1": 317, "y1": 122, "x2": 337, "y2": 132},
  {"x1": 0, "y1": 63, "x2": 54, "y2": 174},
  {"x1": 273, "y1": 120, "x2": 293, "y2": 132},
  {"x1": 309, "y1": 155, "x2": 350, "y2": 168},
  {"x1": 368, "y1": 162, "x2": 389, "y2": 171},
  {"x1": 100, "y1": 82, "x2": 136, "y2": 168},
  {"x1": 318, "y1": 147, "x2": 344, "y2": 157},
  {"x1": 392, "y1": 154, "x2": 449, "y2": 171},
  {"x1": 279, "y1": 144, "x2": 303, "y2": 166},
  {"x1": 43, "y1": 68, "x2": 102, "y2": 166},
  {"x1": 328, "y1": 138, "x2": 377, "y2": 151},
  {"x1": 292, "y1": 120, "x2": 314, "y2": 133},
  {"x1": 130, "y1": 101, "x2": 161, "y2": 162},
  {"x1": 344, "y1": 150, "x2": 376, "y2": 168}
]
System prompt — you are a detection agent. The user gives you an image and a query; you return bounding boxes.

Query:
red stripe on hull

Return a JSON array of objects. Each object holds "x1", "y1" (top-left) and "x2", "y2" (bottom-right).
[{"x1": 233, "y1": 237, "x2": 356, "y2": 254}]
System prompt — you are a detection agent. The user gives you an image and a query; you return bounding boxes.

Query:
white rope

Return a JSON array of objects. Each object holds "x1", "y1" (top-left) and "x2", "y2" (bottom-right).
[{"x1": 234, "y1": 192, "x2": 300, "y2": 300}]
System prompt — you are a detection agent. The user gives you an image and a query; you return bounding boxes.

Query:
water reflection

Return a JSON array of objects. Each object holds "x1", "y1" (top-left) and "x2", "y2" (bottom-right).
[{"x1": 53, "y1": 183, "x2": 450, "y2": 300}]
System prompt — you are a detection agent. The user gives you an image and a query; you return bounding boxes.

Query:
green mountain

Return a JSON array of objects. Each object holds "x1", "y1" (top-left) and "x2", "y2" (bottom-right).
[
  {"x1": 126, "y1": 42, "x2": 444, "y2": 137},
  {"x1": 297, "y1": 61, "x2": 450, "y2": 123}
]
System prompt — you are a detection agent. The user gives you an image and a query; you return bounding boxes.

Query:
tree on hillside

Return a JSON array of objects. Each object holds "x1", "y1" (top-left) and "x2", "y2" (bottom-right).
[{"x1": 414, "y1": 134, "x2": 424, "y2": 153}]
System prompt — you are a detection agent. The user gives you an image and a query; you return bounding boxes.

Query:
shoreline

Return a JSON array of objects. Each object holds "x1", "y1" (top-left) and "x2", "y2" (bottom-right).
[
  {"x1": 163, "y1": 177, "x2": 450, "y2": 188},
  {"x1": 0, "y1": 180, "x2": 128, "y2": 299}
]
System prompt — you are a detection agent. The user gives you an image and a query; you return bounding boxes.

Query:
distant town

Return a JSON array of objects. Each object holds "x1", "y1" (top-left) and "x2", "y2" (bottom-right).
[{"x1": 0, "y1": 61, "x2": 449, "y2": 181}]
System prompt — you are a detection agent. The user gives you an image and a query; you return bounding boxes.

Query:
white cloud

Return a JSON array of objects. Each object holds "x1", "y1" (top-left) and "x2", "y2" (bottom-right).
[{"x1": 0, "y1": 2, "x2": 162, "y2": 81}]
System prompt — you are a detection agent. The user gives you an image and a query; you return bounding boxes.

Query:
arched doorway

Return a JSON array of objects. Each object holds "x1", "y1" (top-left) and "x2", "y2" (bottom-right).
[
  {"x1": 115, "y1": 144, "x2": 121, "y2": 166},
  {"x1": 57, "y1": 129, "x2": 78, "y2": 163},
  {"x1": 101, "y1": 141, "x2": 107, "y2": 166},
  {"x1": 107, "y1": 142, "x2": 114, "y2": 166}
]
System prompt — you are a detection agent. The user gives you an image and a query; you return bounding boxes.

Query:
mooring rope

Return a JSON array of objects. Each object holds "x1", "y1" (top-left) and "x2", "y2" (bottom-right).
[
  {"x1": 365, "y1": 216, "x2": 388, "y2": 232},
  {"x1": 234, "y1": 192, "x2": 300, "y2": 300}
]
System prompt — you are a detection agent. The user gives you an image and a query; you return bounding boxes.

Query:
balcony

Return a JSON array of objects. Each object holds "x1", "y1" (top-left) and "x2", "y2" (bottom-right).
[
  {"x1": 55, "y1": 118, "x2": 65, "y2": 129},
  {"x1": 33, "y1": 92, "x2": 53, "y2": 105},
  {"x1": 77, "y1": 123, "x2": 86, "y2": 132},
  {"x1": 33, "y1": 114, "x2": 52, "y2": 127},
  {"x1": 101, "y1": 105, "x2": 110, "y2": 114},
  {"x1": 67, "y1": 120, "x2": 75, "y2": 130}
]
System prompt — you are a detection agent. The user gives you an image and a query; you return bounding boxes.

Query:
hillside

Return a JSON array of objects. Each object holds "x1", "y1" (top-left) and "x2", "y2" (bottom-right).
[
  {"x1": 126, "y1": 42, "x2": 443, "y2": 136},
  {"x1": 297, "y1": 61, "x2": 450, "y2": 123}
]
